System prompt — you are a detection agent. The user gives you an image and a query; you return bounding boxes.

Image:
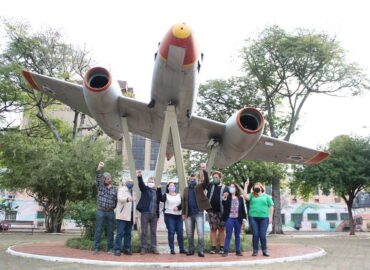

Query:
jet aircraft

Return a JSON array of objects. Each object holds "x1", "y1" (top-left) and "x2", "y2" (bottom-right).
[{"x1": 22, "y1": 23, "x2": 329, "y2": 168}]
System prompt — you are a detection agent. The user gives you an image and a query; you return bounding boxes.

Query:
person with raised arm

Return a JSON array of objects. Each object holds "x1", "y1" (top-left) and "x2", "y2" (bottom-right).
[{"x1": 182, "y1": 163, "x2": 211, "y2": 257}]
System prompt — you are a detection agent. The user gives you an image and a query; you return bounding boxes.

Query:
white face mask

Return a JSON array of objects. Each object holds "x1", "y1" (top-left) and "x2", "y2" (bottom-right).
[
  {"x1": 229, "y1": 187, "x2": 236, "y2": 194},
  {"x1": 147, "y1": 182, "x2": 155, "y2": 188}
]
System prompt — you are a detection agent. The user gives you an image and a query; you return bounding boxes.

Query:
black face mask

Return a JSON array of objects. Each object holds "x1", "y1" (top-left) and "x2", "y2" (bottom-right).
[{"x1": 254, "y1": 187, "x2": 261, "y2": 193}]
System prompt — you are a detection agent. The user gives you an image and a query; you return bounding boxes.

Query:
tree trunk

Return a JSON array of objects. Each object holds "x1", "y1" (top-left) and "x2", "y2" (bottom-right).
[
  {"x1": 271, "y1": 176, "x2": 283, "y2": 234},
  {"x1": 345, "y1": 200, "x2": 355, "y2": 235}
]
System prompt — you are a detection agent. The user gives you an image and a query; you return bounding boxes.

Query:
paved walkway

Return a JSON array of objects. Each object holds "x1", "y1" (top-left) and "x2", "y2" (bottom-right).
[
  {"x1": 1, "y1": 232, "x2": 370, "y2": 270},
  {"x1": 7, "y1": 241, "x2": 324, "y2": 267}
]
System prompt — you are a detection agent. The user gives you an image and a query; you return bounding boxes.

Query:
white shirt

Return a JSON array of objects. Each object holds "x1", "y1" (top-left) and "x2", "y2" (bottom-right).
[{"x1": 164, "y1": 193, "x2": 182, "y2": 215}]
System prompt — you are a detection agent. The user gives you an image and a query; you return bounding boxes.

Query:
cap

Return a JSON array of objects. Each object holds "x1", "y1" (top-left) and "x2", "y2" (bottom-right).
[{"x1": 190, "y1": 172, "x2": 196, "y2": 177}]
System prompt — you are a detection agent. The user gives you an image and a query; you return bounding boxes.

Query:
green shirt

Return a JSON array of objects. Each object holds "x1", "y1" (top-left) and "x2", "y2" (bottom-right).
[{"x1": 248, "y1": 193, "x2": 274, "y2": 218}]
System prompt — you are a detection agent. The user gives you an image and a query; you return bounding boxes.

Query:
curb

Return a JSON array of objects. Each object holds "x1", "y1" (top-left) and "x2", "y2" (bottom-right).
[{"x1": 6, "y1": 245, "x2": 326, "y2": 268}]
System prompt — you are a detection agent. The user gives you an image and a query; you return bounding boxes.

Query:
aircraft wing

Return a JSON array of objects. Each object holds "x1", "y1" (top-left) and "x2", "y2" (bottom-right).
[
  {"x1": 22, "y1": 71, "x2": 91, "y2": 116},
  {"x1": 182, "y1": 116, "x2": 328, "y2": 165},
  {"x1": 118, "y1": 96, "x2": 154, "y2": 139},
  {"x1": 244, "y1": 135, "x2": 329, "y2": 164},
  {"x1": 182, "y1": 115, "x2": 225, "y2": 153}
]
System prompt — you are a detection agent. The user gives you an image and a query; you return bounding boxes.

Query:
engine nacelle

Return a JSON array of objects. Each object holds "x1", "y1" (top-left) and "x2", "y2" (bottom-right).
[
  {"x1": 83, "y1": 67, "x2": 123, "y2": 140},
  {"x1": 218, "y1": 107, "x2": 264, "y2": 167}
]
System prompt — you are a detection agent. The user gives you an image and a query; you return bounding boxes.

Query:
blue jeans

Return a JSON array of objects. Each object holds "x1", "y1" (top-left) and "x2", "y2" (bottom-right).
[
  {"x1": 223, "y1": 218, "x2": 242, "y2": 253},
  {"x1": 249, "y1": 216, "x2": 269, "y2": 252},
  {"x1": 94, "y1": 210, "x2": 115, "y2": 251},
  {"x1": 164, "y1": 214, "x2": 185, "y2": 252},
  {"x1": 186, "y1": 212, "x2": 204, "y2": 253},
  {"x1": 115, "y1": 220, "x2": 133, "y2": 252}
]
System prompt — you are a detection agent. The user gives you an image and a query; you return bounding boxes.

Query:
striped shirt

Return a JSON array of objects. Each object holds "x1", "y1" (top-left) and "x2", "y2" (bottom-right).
[{"x1": 96, "y1": 171, "x2": 117, "y2": 211}]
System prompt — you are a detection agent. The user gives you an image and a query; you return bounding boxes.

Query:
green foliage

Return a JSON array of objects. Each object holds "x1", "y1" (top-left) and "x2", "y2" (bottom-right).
[
  {"x1": 240, "y1": 25, "x2": 369, "y2": 140},
  {"x1": 66, "y1": 200, "x2": 97, "y2": 240},
  {"x1": 0, "y1": 131, "x2": 122, "y2": 232},
  {"x1": 0, "y1": 18, "x2": 93, "y2": 140},
  {"x1": 293, "y1": 135, "x2": 370, "y2": 200}
]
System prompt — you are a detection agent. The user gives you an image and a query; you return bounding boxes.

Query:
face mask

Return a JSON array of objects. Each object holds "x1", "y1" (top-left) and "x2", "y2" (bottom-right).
[
  {"x1": 229, "y1": 187, "x2": 236, "y2": 194},
  {"x1": 126, "y1": 182, "x2": 134, "y2": 189},
  {"x1": 213, "y1": 178, "x2": 220, "y2": 185},
  {"x1": 168, "y1": 186, "x2": 176, "y2": 193},
  {"x1": 254, "y1": 187, "x2": 261, "y2": 193},
  {"x1": 147, "y1": 182, "x2": 155, "y2": 188}
]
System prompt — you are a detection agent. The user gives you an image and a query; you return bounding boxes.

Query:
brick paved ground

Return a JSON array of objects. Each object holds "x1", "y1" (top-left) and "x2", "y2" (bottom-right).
[{"x1": 1, "y1": 232, "x2": 369, "y2": 270}]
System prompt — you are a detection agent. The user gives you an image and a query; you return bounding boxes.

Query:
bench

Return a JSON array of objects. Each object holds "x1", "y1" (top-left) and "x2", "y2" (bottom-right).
[{"x1": 0, "y1": 220, "x2": 35, "y2": 234}]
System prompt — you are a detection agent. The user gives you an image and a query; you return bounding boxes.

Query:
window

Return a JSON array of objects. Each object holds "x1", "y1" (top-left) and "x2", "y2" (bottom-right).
[
  {"x1": 311, "y1": 222, "x2": 318, "y2": 229},
  {"x1": 326, "y1": 213, "x2": 338, "y2": 221},
  {"x1": 36, "y1": 211, "x2": 45, "y2": 219},
  {"x1": 315, "y1": 186, "x2": 320, "y2": 196},
  {"x1": 314, "y1": 198, "x2": 320, "y2": 203},
  {"x1": 150, "y1": 141, "x2": 160, "y2": 170},
  {"x1": 340, "y1": 213, "x2": 349, "y2": 220},
  {"x1": 291, "y1": 213, "x2": 303, "y2": 222},
  {"x1": 307, "y1": 213, "x2": 319, "y2": 221},
  {"x1": 132, "y1": 135, "x2": 145, "y2": 170},
  {"x1": 329, "y1": 222, "x2": 336, "y2": 229}
]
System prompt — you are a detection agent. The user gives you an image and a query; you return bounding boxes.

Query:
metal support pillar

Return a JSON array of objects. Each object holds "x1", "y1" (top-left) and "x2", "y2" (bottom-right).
[
  {"x1": 154, "y1": 105, "x2": 187, "y2": 192},
  {"x1": 121, "y1": 117, "x2": 137, "y2": 182},
  {"x1": 121, "y1": 117, "x2": 141, "y2": 231}
]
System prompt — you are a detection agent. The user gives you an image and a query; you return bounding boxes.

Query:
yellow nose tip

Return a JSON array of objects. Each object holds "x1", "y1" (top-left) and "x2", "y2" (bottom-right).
[{"x1": 172, "y1": 23, "x2": 192, "y2": 39}]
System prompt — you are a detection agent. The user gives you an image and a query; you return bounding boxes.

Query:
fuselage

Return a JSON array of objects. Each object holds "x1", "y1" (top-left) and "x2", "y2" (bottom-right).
[{"x1": 150, "y1": 23, "x2": 201, "y2": 140}]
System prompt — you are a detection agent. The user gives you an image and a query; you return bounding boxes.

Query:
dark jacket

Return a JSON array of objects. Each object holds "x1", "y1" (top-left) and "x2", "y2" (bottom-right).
[
  {"x1": 221, "y1": 195, "x2": 247, "y2": 223},
  {"x1": 136, "y1": 176, "x2": 160, "y2": 218},
  {"x1": 182, "y1": 170, "x2": 211, "y2": 217}
]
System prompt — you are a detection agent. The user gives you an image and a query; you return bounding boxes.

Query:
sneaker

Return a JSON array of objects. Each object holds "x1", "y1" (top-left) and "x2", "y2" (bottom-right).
[
  {"x1": 198, "y1": 252, "x2": 205, "y2": 257},
  {"x1": 107, "y1": 249, "x2": 114, "y2": 255},
  {"x1": 114, "y1": 251, "x2": 121, "y2": 256},
  {"x1": 236, "y1": 251, "x2": 243, "y2": 256},
  {"x1": 263, "y1": 251, "x2": 270, "y2": 257},
  {"x1": 252, "y1": 251, "x2": 258, "y2": 256},
  {"x1": 222, "y1": 252, "x2": 228, "y2": 257},
  {"x1": 152, "y1": 249, "x2": 160, "y2": 255},
  {"x1": 219, "y1": 247, "x2": 224, "y2": 254},
  {"x1": 124, "y1": 250, "x2": 132, "y2": 255},
  {"x1": 209, "y1": 246, "x2": 216, "y2": 254},
  {"x1": 93, "y1": 249, "x2": 99, "y2": 255},
  {"x1": 170, "y1": 250, "x2": 176, "y2": 255},
  {"x1": 180, "y1": 249, "x2": 188, "y2": 254},
  {"x1": 140, "y1": 248, "x2": 146, "y2": 255}
]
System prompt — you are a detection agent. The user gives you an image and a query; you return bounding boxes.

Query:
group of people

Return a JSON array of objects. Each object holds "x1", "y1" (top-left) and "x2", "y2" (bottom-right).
[{"x1": 93, "y1": 161, "x2": 274, "y2": 258}]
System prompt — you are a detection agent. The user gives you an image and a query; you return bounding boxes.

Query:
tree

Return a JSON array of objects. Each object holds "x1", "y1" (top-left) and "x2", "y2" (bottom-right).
[
  {"x1": 0, "y1": 131, "x2": 122, "y2": 232},
  {"x1": 293, "y1": 135, "x2": 370, "y2": 235},
  {"x1": 0, "y1": 18, "x2": 94, "y2": 140}
]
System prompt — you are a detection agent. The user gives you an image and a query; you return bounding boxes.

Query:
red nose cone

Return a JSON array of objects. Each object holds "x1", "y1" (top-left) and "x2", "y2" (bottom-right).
[{"x1": 159, "y1": 23, "x2": 200, "y2": 66}]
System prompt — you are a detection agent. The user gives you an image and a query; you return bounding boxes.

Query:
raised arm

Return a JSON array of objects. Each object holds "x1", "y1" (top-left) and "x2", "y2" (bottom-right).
[
  {"x1": 243, "y1": 180, "x2": 250, "y2": 201},
  {"x1": 95, "y1": 161, "x2": 104, "y2": 188},
  {"x1": 136, "y1": 170, "x2": 146, "y2": 192}
]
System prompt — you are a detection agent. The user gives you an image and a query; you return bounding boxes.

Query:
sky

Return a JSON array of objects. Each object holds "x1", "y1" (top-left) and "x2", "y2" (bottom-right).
[{"x1": 1, "y1": 0, "x2": 369, "y2": 149}]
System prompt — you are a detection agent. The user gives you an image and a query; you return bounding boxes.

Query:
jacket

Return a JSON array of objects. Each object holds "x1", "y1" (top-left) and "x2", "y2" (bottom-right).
[
  {"x1": 221, "y1": 195, "x2": 247, "y2": 223},
  {"x1": 136, "y1": 176, "x2": 160, "y2": 218},
  {"x1": 115, "y1": 184, "x2": 137, "y2": 223},
  {"x1": 182, "y1": 170, "x2": 211, "y2": 217}
]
